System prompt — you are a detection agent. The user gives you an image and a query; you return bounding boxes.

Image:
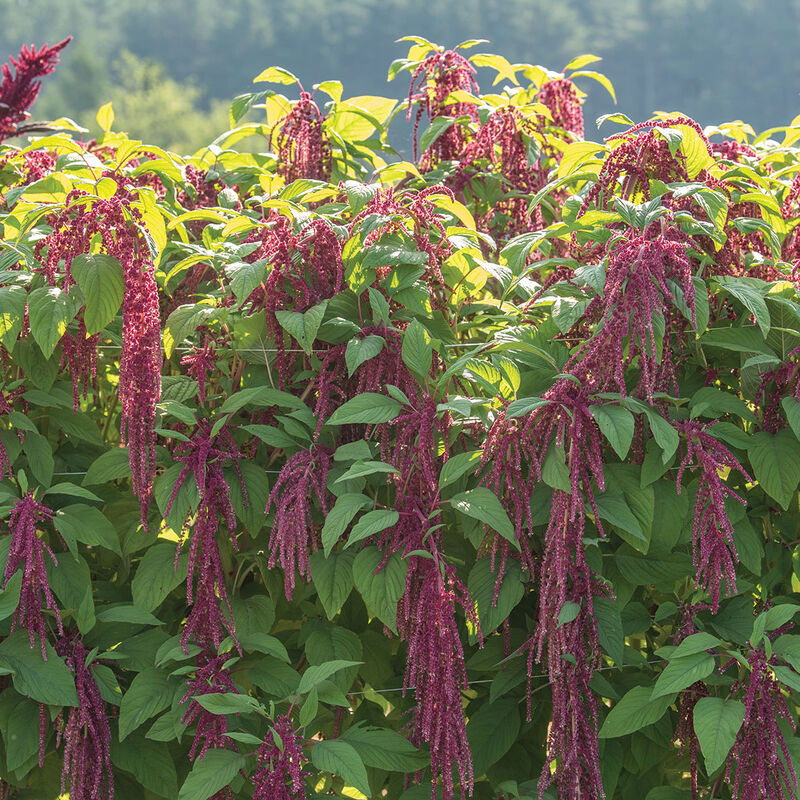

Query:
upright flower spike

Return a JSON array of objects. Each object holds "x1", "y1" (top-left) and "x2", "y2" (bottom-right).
[
  {"x1": 0, "y1": 37, "x2": 71, "y2": 142},
  {"x1": 676, "y1": 420, "x2": 751, "y2": 612},
  {"x1": 252, "y1": 715, "x2": 308, "y2": 800},
  {"x1": 537, "y1": 78, "x2": 584, "y2": 139},
  {"x1": 272, "y1": 89, "x2": 331, "y2": 183},
  {"x1": 726, "y1": 645, "x2": 797, "y2": 800},
  {"x1": 2, "y1": 491, "x2": 61, "y2": 657},
  {"x1": 55, "y1": 636, "x2": 114, "y2": 800},
  {"x1": 406, "y1": 49, "x2": 479, "y2": 167}
]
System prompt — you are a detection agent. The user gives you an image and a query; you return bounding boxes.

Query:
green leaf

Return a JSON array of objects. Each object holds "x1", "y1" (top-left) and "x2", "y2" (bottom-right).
[
  {"x1": 449, "y1": 487, "x2": 518, "y2": 550},
  {"x1": 345, "y1": 509, "x2": 399, "y2": 548},
  {"x1": 651, "y1": 652, "x2": 715, "y2": 699},
  {"x1": 27, "y1": 285, "x2": 77, "y2": 358},
  {"x1": 321, "y1": 493, "x2": 372, "y2": 556},
  {"x1": 341, "y1": 725, "x2": 428, "y2": 772},
  {"x1": 163, "y1": 304, "x2": 217, "y2": 359},
  {"x1": 467, "y1": 697, "x2": 520, "y2": 777},
  {"x1": 47, "y1": 551, "x2": 95, "y2": 633},
  {"x1": 669, "y1": 632, "x2": 722, "y2": 659},
  {"x1": 700, "y1": 326, "x2": 775, "y2": 356},
  {"x1": 352, "y1": 547, "x2": 408, "y2": 633},
  {"x1": 590, "y1": 404, "x2": 635, "y2": 460},
  {"x1": 298, "y1": 660, "x2": 363, "y2": 695},
  {"x1": 419, "y1": 115, "x2": 458, "y2": 154},
  {"x1": 276, "y1": 299, "x2": 328, "y2": 355},
  {"x1": 402, "y1": 319, "x2": 433, "y2": 378},
  {"x1": 96, "y1": 605, "x2": 163, "y2": 625},
  {"x1": 0, "y1": 571, "x2": 22, "y2": 622},
  {"x1": 598, "y1": 686, "x2": 675, "y2": 738},
  {"x1": 193, "y1": 693, "x2": 261, "y2": 716},
  {"x1": 558, "y1": 601, "x2": 581, "y2": 626},
  {"x1": 44, "y1": 482, "x2": 103, "y2": 502},
  {"x1": 438, "y1": 450, "x2": 482, "y2": 488},
  {"x1": 132, "y1": 542, "x2": 189, "y2": 612},
  {"x1": 219, "y1": 386, "x2": 306, "y2": 415},
  {"x1": 83, "y1": 447, "x2": 131, "y2": 485},
  {"x1": 345, "y1": 334, "x2": 385, "y2": 377},
  {"x1": 4, "y1": 694, "x2": 40, "y2": 772},
  {"x1": 715, "y1": 277, "x2": 770, "y2": 336},
  {"x1": 309, "y1": 549, "x2": 355, "y2": 620},
  {"x1": 110, "y1": 730, "x2": 180, "y2": 798},
  {"x1": 226, "y1": 259, "x2": 267, "y2": 305},
  {"x1": 23, "y1": 430, "x2": 53, "y2": 487},
  {"x1": 119, "y1": 668, "x2": 176, "y2": 741},
  {"x1": 178, "y1": 749, "x2": 246, "y2": 800},
  {"x1": 312, "y1": 740, "x2": 371, "y2": 797},
  {"x1": 595, "y1": 596, "x2": 624, "y2": 667},
  {"x1": 782, "y1": 397, "x2": 800, "y2": 441},
  {"x1": 506, "y1": 396, "x2": 548, "y2": 417},
  {"x1": 0, "y1": 632, "x2": 78, "y2": 706},
  {"x1": 54, "y1": 504, "x2": 121, "y2": 555},
  {"x1": 71, "y1": 253, "x2": 125, "y2": 334},
  {"x1": 327, "y1": 393, "x2": 402, "y2": 425},
  {"x1": 0, "y1": 285, "x2": 26, "y2": 349},
  {"x1": 334, "y1": 460, "x2": 399, "y2": 483},
  {"x1": 693, "y1": 697, "x2": 745, "y2": 774},
  {"x1": 468, "y1": 558, "x2": 524, "y2": 638},
  {"x1": 748, "y1": 429, "x2": 800, "y2": 510}
]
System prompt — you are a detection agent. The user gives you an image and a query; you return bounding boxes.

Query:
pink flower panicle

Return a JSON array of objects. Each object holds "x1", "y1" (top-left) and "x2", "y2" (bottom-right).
[
  {"x1": 399, "y1": 556, "x2": 475, "y2": 800},
  {"x1": 726, "y1": 645, "x2": 797, "y2": 800},
  {"x1": 537, "y1": 78, "x2": 584, "y2": 139},
  {"x1": 252, "y1": 714, "x2": 308, "y2": 800},
  {"x1": 0, "y1": 37, "x2": 71, "y2": 142},
  {"x1": 710, "y1": 140, "x2": 758, "y2": 163},
  {"x1": 754, "y1": 346, "x2": 800, "y2": 432},
  {"x1": 455, "y1": 107, "x2": 549, "y2": 239},
  {"x1": 2, "y1": 491, "x2": 61, "y2": 657},
  {"x1": 406, "y1": 49, "x2": 479, "y2": 167},
  {"x1": 0, "y1": 387, "x2": 24, "y2": 479},
  {"x1": 244, "y1": 216, "x2": 344, "y2": 387},
  {"x1": 532, "y1": 490, "x2": 605, "y2": 800},
  {"x1": 35, "y1": 188, "x2": 161, "y2": 521},
  {"x1": 266, "y1": 445, "x2": 331, "y2": 599},
  {"x1": 180, "y1": 333, "x2": 219, "y2": 403},
  {"x1": 167, "y1": 421, "x2": 245, "y2": 652},
  {"x1": 59, "y1": 318, "x2": 99, "y2": 411},
  {"x1": 272, "y1": 90, "x2": 331, "y2": 183},
  {"x1": 676, "y1": 420, "x2": 752, "y2": 612},
  {"x1": 55, "y1": 636, "x2": 113, "y2": 800},
  {"x1": 180, "y1": 652, "x2": 239, "y2": 762}
]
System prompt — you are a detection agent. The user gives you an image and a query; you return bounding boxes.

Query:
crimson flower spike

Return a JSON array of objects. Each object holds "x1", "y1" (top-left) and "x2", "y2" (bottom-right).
[
  {"x1": 55, "y1": 636, "x2": 114, "y2": 800},
  {"x1": 252, "y1": 714, "x2": 308, "y2": 800},
  {"x1": 2, "y1": 491, "x2": 62, "y2": 658},
  {"x1": 0, "y1": 37, "x2": 71, "y2": 142},
  {"x1": 272, "y1": 88, "x2": 331, "y2": 183}
]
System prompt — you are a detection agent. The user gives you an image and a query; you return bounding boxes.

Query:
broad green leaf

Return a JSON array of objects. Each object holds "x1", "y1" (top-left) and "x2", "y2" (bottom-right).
[
  {"x1": 54, "y1": 504, "x2": 121, "y2": 555},
  {"x1": 0, "y1": 632, "x2": 78, "y2": 706},
  {"x1": 438, "y1": 450, "x2": 482, "y2": 488},
  {"x1": 402, "y1": 319, "x2": 433, "y2": 377},
  {"x1": 309, "y1": 549, "x2": 355, "y2": 620},
  {"x1": 226, "y1": 259, "x2": 266, "y2": 305},
  {"x1": 163, "y1": 304, "x2": 217, "y2": 358},
  {"x1": 449, "y1": 487, "x2": 518, "y2": 550},
  {"x1": 298, "y1": 660, "x2": 363, "y2": 696},
  {"x1": 327, "y1": 393, "x2": 402, "y2": 425},
  {"x1": 192, "y1": 693, "x2": 261, "y2": 716},
  {"x1": 22, "y1": 430, "x2": 54, "y2": 487},
  {"x1": 345, "y1": 334, "x2": 385, "y2": 377},
  {"x1": 312, "y1": 740, "x2": 371, "y2": 797},
  {"x1": 321, "y1": 493, "x2": 372, "y2": 556},
  {"x1": 132, "y1": 542, "x2": 188, "y2": 612},
  {"x1": 748, "y1": 429, "x2": 800, "y2": 509},
  {"x1": 47, "y1": 551, "x2": 95, "y2": 633},
  {"x1": 0, "y1": 285, "x2": 26, "y2": 349},
  {"x1": 651, "y1": 652, "x2": 715, "y2": 699},
  {"x1": 119, "y1": 668, "x2": 176, "y2": 741},
  {"x1": 219, "y1": 386, "x2": 305, "y2": 414},
  {"x1": 590, "y1": 404, "x2": 635, "y2": 460},
  {"x1": 669, "y1": 632, "x2": 722, "y2": 659},
  {"x1": 467, "y1": 697, "x2": 520, "y2": 777},
  {"x1": 96, "y1": 605, "x2": 163, "y2": 625},
  {"x1": 352, "y1": 547, "x2": 408, "y2": 633},
  {"x1": 276, "y1": 299, "x2": 328, "y2": 355},
  {"x1": 345, "y1": 509, "x2": 399, "y2": 548},
  {"x1": 342, "y1": 725, "x2": 428, "y2": 772},
  {"x1": 599, "y1": 686, "x2": 675, "y2": 738},
  {"x1": 715, "y1": 276, "x2": 770, "y2": 336},
  {"x1": 468, "y1": 558, "x2": 524, "y2": 638},
  {"x1": 110, "y1": 730, "x2": 179, "y2": 798},
  {"x1": 782, "y1": 397, "x2": 800, "y2": 441},
  {"x1": 71, "y1": 253, "x2": 124, "y2": 334},
  {"x1": 595, "y1": 596, "x2": 624, "y2": 667},
  {"x1": 83, "y1": 447, "x2": 131, "y2": 485},
  {"x1": 27, "y1": 286, "x2": 78, "y2": 358},
  {"x1": 178, "y1": 750, "x2": 246, "y2": 800},
  {"x1": 693, "y1": 697, "x2": 745, "y2": 774}
]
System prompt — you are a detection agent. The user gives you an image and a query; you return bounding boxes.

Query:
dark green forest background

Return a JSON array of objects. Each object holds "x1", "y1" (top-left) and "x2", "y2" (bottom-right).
[{"x1": 3, "y1": 0, "x2": 800, "y2": 152}]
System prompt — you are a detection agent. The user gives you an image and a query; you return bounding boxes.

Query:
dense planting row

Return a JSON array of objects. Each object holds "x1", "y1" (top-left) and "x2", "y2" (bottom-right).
[{"x1": 2, "y1": 34, "x2": 800, "y2": 800}]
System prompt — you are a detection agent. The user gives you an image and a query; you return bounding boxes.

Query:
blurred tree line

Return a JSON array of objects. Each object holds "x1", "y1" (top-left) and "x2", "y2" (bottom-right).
[{"x1": 2, "y1": 0, "x2": 800, "y2": 153}]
